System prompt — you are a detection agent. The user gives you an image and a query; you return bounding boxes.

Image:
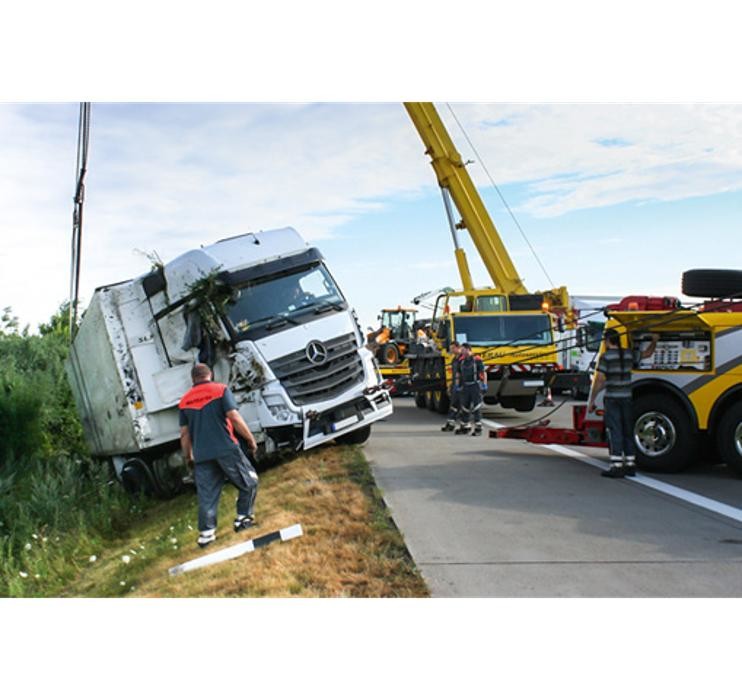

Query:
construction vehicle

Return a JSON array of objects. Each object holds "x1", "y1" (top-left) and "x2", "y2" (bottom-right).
[
  {"x1": 402, "y1": 102, "x2": 571, "y2": 414},
  {"x1": 365, "y1": 306, "x2": 420, "y2": 394},
  {"x1": 491, "y1": 269, "x2": 742, "y2": 475},
  {"x1": 367, "y1": 306, "x2": 419, "y2": 366},
  {"x1": 66, "y1": 227, "x2": 393, "y2": 497}
]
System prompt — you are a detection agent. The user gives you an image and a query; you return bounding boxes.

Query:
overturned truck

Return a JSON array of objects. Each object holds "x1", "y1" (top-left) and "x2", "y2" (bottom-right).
[{"x1": 66, "y1": 227, "x2": 392, "y2": 496}]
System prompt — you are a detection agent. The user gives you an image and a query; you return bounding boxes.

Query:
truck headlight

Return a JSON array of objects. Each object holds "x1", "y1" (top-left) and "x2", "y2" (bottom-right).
[{"x1": 264, "y1": 394, "x2": 294, "y2": 422}]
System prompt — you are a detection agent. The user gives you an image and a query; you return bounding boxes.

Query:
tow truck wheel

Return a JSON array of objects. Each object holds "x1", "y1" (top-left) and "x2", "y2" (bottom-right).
[
  {"x1": 334, "y1": 425, "x2": 371, "y2": 445},
  {"x1": 633, "y1": 394, "x2": 695, "y2": 472},
  {"x1": 717, "y1": 402, "x2": 742, "y2": 476},
  {"x1": 415, "y1": 392, "x2": 428, "y2": 408}
]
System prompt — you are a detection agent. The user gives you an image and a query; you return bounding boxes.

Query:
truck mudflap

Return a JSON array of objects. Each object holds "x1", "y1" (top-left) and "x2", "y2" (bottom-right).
[
  {"x1": 489, "y1": 404, "x2": 608, "y2": 448},
  {"x1": 302, "y1": 386, "x2": 393, "y2": 450}
]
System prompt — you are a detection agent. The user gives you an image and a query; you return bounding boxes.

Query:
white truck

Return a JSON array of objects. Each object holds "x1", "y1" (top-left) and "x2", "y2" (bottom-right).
[
  {"x1": 551, "y1": 296, "x2": 621, "y2": 399},
  {"x1": 66, "y1": 227, "x2": 393, "y2": 496}
]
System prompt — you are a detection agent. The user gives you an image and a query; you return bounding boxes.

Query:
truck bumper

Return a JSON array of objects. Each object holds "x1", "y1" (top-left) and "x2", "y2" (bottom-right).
[{"x1": 302, "y1": 386, "x2": 393, "y2": 450}]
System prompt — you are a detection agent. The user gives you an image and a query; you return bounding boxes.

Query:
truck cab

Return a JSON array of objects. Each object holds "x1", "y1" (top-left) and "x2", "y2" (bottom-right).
[
  {"x1": 410, "y1": 289, "x2": 558, "y2": 413},
  {"x1": 67, "y1": 227, "x2": 393, "y2": 496}
]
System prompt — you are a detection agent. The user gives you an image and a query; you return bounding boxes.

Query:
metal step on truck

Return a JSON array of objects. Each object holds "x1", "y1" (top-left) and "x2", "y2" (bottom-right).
[
  {"x1": 66, "y1": 227, "x2": 393, "y2": 496},
  {"x1": 491, "y1": 269, "x2": 742, "y2": 476}
]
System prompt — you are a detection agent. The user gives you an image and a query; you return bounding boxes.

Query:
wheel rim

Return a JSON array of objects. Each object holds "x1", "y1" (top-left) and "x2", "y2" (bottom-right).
[
  {"x1": 735, "y1": 421, "x2": 742, "y2": 458},
  {"x1": 634, "y1": 411, "x2": 677, "y2": 457}
]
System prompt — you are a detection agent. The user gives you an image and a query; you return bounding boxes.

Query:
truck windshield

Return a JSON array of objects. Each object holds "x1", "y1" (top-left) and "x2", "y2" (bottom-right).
[
  {"x1": 226, "y1": 263, "x2": 345, "y2": 335},
  {"x1": 452, "y1": 314, "x2": 553, "y2": 346}
]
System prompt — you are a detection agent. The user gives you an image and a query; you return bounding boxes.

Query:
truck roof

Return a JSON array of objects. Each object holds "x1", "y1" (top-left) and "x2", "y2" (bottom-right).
[{"x1": 95, "y1": 227, "x2": 308, "y2": 301}]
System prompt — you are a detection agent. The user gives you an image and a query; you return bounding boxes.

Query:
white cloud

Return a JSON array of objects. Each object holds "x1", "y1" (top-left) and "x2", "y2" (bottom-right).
[{"x1": 439, "y1": 103, "x2": 742, "y2": 217}]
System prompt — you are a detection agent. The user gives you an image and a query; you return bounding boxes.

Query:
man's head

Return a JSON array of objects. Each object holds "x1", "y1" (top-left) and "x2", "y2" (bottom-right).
[
  {"x1": 604, "y1": 329, "x2": 621, "y2": 349},
  {"x1": 450, "y1": 340, "x2": 461, "y2": 355},
  {"x1": 461, "y1": 342, "x2": 472, "y2": 357},
  {"x1": 191, "y1": 363, "x2": 212, "y2": 384}
]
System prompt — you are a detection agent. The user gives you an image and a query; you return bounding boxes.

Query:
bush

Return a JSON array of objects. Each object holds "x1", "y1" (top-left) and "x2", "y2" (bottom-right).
[{"x1": 0, "y1": 453, "x2": 143, "y2": 596}]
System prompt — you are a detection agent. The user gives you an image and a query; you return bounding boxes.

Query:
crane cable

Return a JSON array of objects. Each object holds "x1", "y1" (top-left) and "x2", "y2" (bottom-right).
[
  {"x1": 444, "y1": 103, "x2": 556, "y2": 290},
  {"x1": 69, "y1": 102, "x2": 91, "y2": 339}
]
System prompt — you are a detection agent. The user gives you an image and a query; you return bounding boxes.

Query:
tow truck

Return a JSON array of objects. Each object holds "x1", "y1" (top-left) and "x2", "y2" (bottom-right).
[
  {"x1": 491, "y1": 269, "x2": 742, "y2": 475},
  {"x1": 402, "y1": 102, "x2": 572, "y2": 414}
]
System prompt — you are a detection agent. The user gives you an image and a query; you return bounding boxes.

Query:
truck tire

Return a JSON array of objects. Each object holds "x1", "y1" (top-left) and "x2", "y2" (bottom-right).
[
  {"x1": 121, "y1": 458, "x2": 155, "y2": 497},
  {"x1": 434, "y1": 389, "x2": 450, "y2": 415},
  {"x1": 150, "y1": 456, "x2": 186, "y2": 499},
  {"x1": 681, "y1": 269, "x2": 742, "y2": 299},
  {"x1": 335, "y1": 424, "x2": 372, "y2": 445},
  {"x1": 415, "y1": 392, "x2": 428, "y2": 408},
  {"x1": 632, "y1": 394, "x2": 696, "y2": 472},
  {"x1": 717, "y1": 402, "x2": 742, "y2": 476},
  {"x1": 512, "y1": 395, "x2": 537, "y2": 412}
]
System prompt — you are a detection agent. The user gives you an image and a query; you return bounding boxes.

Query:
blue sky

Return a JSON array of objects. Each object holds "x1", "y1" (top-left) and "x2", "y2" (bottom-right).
[{"x1": 2, "y1": 102, "x2": 742, "y2": 332}]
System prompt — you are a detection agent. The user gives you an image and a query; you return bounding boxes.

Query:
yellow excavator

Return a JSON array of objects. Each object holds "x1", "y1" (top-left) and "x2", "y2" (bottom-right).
[{"x1": 403, "y1": 102, "x2": 571, "y2": 413}]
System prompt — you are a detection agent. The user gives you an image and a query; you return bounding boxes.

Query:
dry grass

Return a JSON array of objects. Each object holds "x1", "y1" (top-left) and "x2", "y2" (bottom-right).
[{"x1": 60, "y1": 445, "x2": 429, "y2": 598}]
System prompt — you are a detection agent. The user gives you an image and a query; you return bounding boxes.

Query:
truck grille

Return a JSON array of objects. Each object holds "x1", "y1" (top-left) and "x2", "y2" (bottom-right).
[{"x1": 269, "y1": 333, "x2": 365, "y2": 405}]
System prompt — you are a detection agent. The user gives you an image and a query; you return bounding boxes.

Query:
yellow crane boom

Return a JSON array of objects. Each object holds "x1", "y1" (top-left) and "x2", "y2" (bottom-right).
[
  {"x1": 404, "y1": 102, "x2": 570, "y2": 314},
  {"x1": 404, "y1": 102, "x2": 528, "y2": 296}
]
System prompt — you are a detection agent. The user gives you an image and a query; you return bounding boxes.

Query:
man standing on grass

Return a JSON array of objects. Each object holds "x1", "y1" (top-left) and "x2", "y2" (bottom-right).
[{"x1": 179, "y1": 363, "x2": 259, "y2": 547}]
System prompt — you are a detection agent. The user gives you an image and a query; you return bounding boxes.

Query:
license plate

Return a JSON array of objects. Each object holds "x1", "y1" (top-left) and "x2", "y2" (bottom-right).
[
  {"x1": 523, "y1": 380, "x2": 544, "y2": 387},
  {"x1": 332, "y1": 416, "x2": 359, "y2": 432}
]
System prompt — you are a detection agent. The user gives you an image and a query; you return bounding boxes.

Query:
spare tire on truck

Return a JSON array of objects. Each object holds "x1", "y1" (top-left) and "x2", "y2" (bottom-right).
[{"x1": 682, "y1": 269, "x2": 742, "y2": 299}]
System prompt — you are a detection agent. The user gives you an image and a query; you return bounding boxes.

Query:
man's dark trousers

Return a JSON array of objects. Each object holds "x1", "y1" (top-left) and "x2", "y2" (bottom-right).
[
  {"x1": 195, "y1": 447, "x2": 258, "y2": 532},
  {"x1": 604, "y1": 397, "x2": 635, "y2": 459}
]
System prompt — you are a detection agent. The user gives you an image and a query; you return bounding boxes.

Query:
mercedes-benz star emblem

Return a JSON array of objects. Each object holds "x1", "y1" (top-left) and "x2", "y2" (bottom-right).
[{"x1": 305, "y1": 340, "x2": 329, "y2": 366}]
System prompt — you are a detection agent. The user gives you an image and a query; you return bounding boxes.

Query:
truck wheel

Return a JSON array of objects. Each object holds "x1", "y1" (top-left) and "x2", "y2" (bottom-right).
[
  {"x1": 512, "y1": 395, "x2": 537, "y2": 412},
  {"x1": 415, "y1": 392, "x2": 428, "y2": 408},
  {"x1": 681, "y1": 269, "x2": 742, "y2": 298},
  {"x1": 121, "y1": 458, "x2": 154, "y2": 497},
  {"x1": 150, "y1": 456, "x2": 186, "y2": 499},
  {"x1": 717, "y1": 402, "x2": 742, "y2": 476},
  {"x1": 335, "y1": 425, "x2": 372, "y2": 445},
  {"x1": 434, "y1": 389, "x2": 450, "y2": 415},
  {"x1": 633, "y1": 394, "x2": 695, "y2": 472}
]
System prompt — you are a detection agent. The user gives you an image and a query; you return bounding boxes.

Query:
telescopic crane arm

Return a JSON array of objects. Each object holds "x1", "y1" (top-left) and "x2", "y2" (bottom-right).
[
  {"x1": 404, "y1": 103, "x2": 571, "y2": 316},
  {"x1": 404, "y1": 102, "x2": 528, "y2": 296}
]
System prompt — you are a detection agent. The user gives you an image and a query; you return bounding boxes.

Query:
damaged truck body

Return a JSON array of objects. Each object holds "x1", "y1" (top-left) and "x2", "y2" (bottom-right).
[{"x1": 66, "y1": 227, "x2": 393, "y2": 496}]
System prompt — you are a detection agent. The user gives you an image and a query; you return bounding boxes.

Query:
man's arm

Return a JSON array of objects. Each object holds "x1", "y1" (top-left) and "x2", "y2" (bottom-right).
[
  {"x1": 640, "y1": 333, "x2": 661, "y2": 359},
  {"x1": 227, "y1": 409, "x2": 258, "y2": 454},
  {"x1": 588, "y1": 371, "x2": 606, "y2": 413},
  {"x1": 180, "y1": 426, "x2": 194, "y2": 465}
]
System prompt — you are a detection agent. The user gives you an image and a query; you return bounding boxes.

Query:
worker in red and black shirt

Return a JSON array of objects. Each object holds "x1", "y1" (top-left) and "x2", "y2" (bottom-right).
[
  {"x1": 179, "y1": 363, "x2": 259, "y2": 547},
  {"x1": 454, "y1": 343, "x2": 486, "y2": 436}
]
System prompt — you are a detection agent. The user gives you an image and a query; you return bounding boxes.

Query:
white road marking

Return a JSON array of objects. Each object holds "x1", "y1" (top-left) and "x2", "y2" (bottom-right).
[{"x1": 482, "y1": 418, "x2": 742, "y2": 525}]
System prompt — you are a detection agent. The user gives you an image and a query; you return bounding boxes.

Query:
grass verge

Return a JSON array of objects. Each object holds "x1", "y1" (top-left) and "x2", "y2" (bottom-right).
[{"x1": 49, "y1": 445, "x2": 429, "y2": 597}]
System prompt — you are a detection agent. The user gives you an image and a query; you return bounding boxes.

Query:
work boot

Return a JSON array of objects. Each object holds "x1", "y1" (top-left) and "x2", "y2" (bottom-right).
[
  {"x1": 471, "y1": 423, "x2": 483, "y2": 437},
  {"x1": 233, "y1": 515, "x2": 256, "y2": 532},
  {"x1": 441, "y1": 420, "x2": 455, "y2": 432},
  {"x1": 602, "y1": 458, "x2": 626, "y2": 479},
  {"x1": 197, "y1": 529, "x2": 216, "y2": 548},
  {"x1": 455, "y1": 423, "x2": 471, "y2": 435}
]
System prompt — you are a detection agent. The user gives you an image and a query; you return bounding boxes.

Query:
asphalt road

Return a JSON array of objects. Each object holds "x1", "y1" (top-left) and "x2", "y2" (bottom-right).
[{"x1": 365, "y1": 396, "x2": 742, "y2": 597}]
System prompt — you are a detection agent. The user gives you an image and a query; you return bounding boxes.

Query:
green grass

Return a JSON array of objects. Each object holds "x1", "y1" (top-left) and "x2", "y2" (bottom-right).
[
  {"x1": 0, "y1": 455, "x2": 148, "y2": 597},
  {"x1": 2, "y1": 445, "x2": 429, "y2": 598}
]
